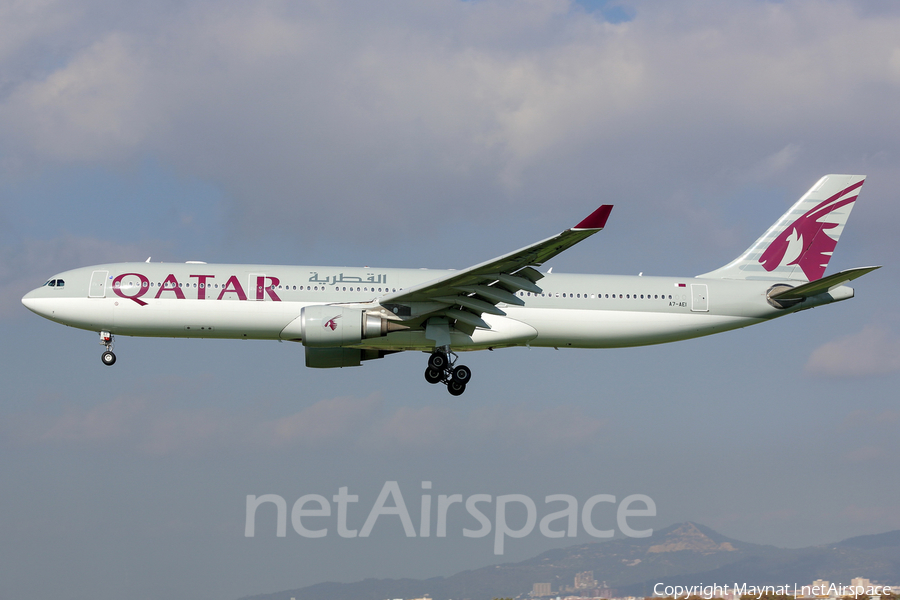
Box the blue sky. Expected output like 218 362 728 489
2 1 900 599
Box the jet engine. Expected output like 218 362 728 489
300 305 404 347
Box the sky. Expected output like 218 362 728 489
1 1 899 599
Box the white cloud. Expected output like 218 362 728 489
805 326 900 377
8 391 606 456
748 143 802 181
3 32 160 162
3 0 899 248
38 397 147 443
261 395 383 446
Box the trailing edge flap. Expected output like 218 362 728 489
378 205 613 328
769 266 881 300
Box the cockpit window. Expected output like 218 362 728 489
56 279 65 288
43 279 65 288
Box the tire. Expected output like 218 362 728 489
424 367 443 384
428 352 448 370
101 351 117 366
447 380 466 396
451 365 471 384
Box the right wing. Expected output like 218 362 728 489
377 205 613 329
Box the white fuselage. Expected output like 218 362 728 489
21 262 850 352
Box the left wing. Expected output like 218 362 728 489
377 205 613 330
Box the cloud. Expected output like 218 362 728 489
253 398 607 454
38 397 148 443
3 0 900 249
11 395 240 455
8 392 606 456
805 326 900 377
748 143 802 181
261 395 383 446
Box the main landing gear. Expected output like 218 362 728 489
424 350 471 396
99 331 116 366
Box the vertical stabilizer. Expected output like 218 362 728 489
699 175 865 282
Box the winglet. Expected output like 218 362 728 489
573 205 613 230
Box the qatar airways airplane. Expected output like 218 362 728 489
22 174 878 395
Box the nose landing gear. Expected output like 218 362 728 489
99 331 116 366
423 349 471 395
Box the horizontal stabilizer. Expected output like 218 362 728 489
769 266 881 300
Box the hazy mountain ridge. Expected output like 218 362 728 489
239 523 900 600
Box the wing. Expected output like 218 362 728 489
378 205 613 330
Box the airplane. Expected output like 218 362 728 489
22 174 878 396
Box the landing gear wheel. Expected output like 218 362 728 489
428 352 449 370
424 367 443 384
101 351 117 366
447 380 466 396
451 365 471 384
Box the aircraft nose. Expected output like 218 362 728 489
22 288 48 316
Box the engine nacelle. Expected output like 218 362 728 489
305 347 396 368
300 305 398 347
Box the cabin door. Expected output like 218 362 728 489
89 270 109 298
691 284 709 312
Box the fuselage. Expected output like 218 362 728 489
21 261 852 352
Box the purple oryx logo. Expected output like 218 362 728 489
758 180 863 281
324 315 341 331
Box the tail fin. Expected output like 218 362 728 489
699 174 865 282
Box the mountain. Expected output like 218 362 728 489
239 523 900 600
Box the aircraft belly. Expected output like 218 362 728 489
110 299 299 339
26 297 117 331
358 315 538 351
509 308 758 348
